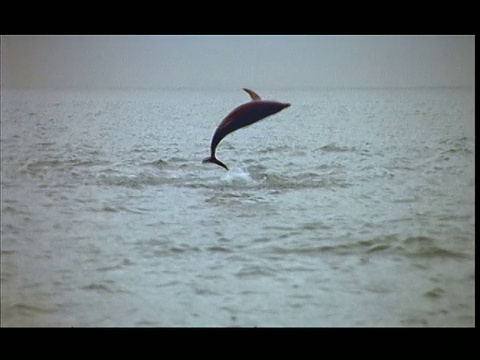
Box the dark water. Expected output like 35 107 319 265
1 87 474 326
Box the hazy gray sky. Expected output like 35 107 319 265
1 35 474 89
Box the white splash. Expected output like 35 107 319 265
221 164 255 185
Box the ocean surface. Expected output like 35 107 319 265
1 87 475 327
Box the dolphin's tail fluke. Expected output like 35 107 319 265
202 156 229 170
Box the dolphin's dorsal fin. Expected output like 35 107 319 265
243 88 261 101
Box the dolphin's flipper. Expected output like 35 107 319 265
243 88 261 101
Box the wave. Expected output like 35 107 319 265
258 169 350 191
13 152 353 193
317 143 356 153
12 303 56 315
257 145 292 154
96 171 174 188
439 136 474 155
189 169 350 192
143 158 169 168
400 236 469 259
267 235 470 260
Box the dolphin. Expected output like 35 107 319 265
202 88 291 170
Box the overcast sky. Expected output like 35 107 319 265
1 35 474 90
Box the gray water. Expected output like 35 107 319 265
1 87 475 327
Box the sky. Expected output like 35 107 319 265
1 35 474 90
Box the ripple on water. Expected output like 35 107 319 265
265 234 470 261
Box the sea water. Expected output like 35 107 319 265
1 87 474 326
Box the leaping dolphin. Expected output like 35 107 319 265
202 88 291 170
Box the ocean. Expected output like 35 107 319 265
0 87 475 327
